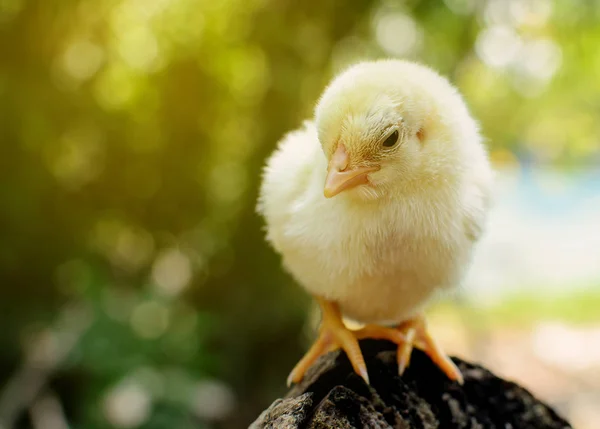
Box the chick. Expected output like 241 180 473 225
257 59 493 386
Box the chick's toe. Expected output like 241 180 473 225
396 315 464 384
287 297 369 386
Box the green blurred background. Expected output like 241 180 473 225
1 0 600 428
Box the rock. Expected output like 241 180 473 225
249 393 313 429
249 340 572 429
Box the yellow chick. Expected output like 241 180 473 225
257 59 493 386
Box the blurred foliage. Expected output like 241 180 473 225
0 0 599 428
432 288 600 328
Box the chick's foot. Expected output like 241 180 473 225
288 305 462 386
287 298 369 386
396 315 464 384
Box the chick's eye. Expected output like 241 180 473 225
382 130 399 148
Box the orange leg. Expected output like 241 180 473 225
287 297 369 386
396 315 464 384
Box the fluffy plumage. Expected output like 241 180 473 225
258 59 492 328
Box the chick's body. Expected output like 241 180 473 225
259 60 492 326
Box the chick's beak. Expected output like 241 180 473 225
324 144 379 198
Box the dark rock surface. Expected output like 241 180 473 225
249 339 572 429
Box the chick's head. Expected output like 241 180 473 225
315 59 477 201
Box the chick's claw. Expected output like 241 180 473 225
287 298 369 386
397 324 417 375
396 316 464 384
